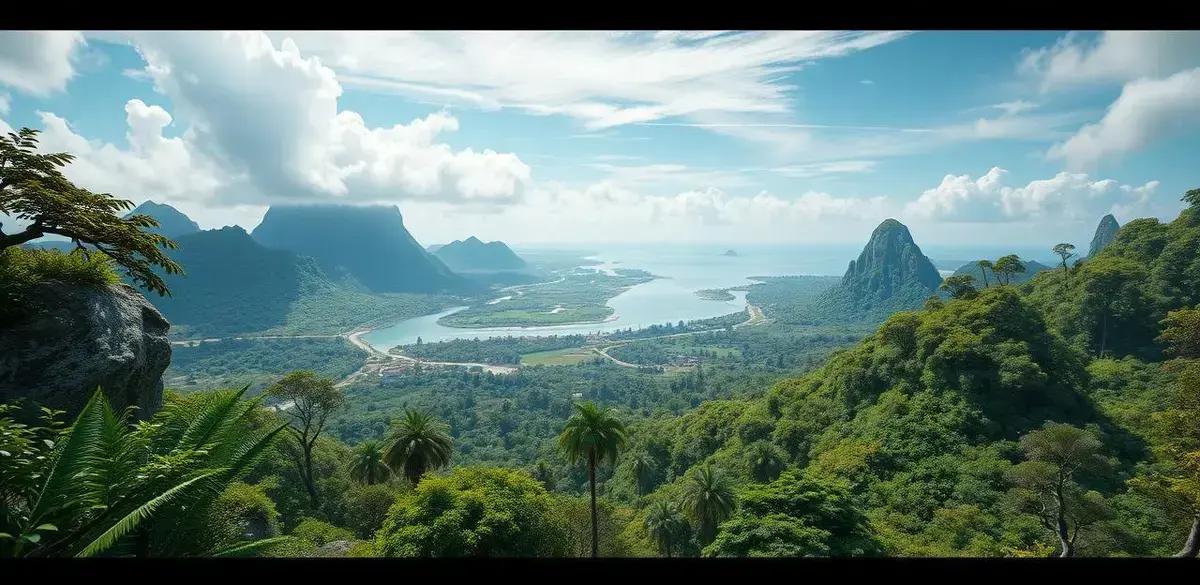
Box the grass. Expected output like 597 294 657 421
2 247 120 320
520 347 596 366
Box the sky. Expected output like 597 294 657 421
1 30 1199 248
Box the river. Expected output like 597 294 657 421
360 243 864 350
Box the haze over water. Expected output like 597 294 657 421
361 242 1060 349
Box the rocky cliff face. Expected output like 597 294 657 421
0 282 171 421
815 219 942 321
840 219 942 304
1088 214 1120 258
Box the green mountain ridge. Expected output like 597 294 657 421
251 204 478 295
434 235 527 272
125 200 201 238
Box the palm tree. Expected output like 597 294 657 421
349 440 391 485
643 500 688 558
558 401 627 558
382 408 453 485
679 463 736 545
2 387 287 557
627 450 656 496
746 441 787 483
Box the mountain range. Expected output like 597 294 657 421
251 205 477 294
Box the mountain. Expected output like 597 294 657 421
1088 214 1120 257
251 205 474 294
817 219 942 321
147 226 332 337
22 201 199 252
434 236 527 272
723 249 739 257
125 201 200 238
952 258 1051 286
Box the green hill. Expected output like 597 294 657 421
952 258 1051 286
251 204 477 294
146 226 452 338
434 236 527 272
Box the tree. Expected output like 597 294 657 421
939 274 978 300
1053 243 1076 272
1076 257 1151 357
627 450 657 496
0 388 286 557
643 501 689 558
976 260 993 288
0 128 182 296
348 440 391 486
1159 307 1200 359
558 401 627 558
382 408 453 486
704 470 880 557
745 441 788 483
1006 422 1113 557
679 463 736 545
266 371 345 509
375 467 569 557
1184 188 1200 208
993 254 1026 285
1144 313 1200 557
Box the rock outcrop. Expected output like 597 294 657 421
814 219 942 322
0 282 171 421
1088 214 1120 258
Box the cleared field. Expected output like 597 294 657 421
520 347 595 366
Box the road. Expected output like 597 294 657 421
171 298 766 379
590 303 767 368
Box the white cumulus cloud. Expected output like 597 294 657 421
0 31 85 95
1049 67 1200 170
1021 31 1200 91
905 167 1160 223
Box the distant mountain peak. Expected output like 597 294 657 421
1088 214 1120 258
125 201 200 239
251 204 474 294
435 236 526 272
823 218 942 319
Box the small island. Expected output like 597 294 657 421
723 249 739 257
695 288 736 301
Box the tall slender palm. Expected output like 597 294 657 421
643 500 688 558
349 439 391 485
627 450 657 496
679 463 736 545
383 409 453 485
558 401 627 558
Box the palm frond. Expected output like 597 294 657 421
75 469 222 558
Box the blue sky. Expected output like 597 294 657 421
2 31 1198 248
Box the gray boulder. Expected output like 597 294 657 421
0 281 171 421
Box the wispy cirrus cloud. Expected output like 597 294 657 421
268 30 911 130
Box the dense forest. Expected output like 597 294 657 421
3 122 1199 557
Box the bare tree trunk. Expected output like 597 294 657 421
1056 479 1073 558
1098 311 1108 358
588 450 598 558
1176 513 1200 558
302 442 320 508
